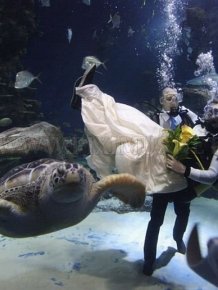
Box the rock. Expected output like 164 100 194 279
0 121 74 175
182 86 210 115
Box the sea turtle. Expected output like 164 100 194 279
0 158 145 238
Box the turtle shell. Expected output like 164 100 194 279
0 158 57 209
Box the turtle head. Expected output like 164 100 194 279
49 162 86 203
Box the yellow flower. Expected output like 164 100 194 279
180 125 195 143
172 139 187 157
163 124 201 165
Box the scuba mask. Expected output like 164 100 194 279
161 87 183 114
204 104 218 120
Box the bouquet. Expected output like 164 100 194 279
163 124 204 169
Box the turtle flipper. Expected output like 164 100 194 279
93 173 145 208
0 199 25 217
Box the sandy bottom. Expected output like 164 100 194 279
0 197 217 290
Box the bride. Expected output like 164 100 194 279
70 64 188 194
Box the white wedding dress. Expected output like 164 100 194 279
76 84 187 194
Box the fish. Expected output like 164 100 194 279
81 56 107 70
0 118 12 127
14 70 41 89
92 29 98 40
186 73 218 87
67 28 73 43
39 0 50 7
82 0 91 6
108 12 121 29
128 27 135 37
187 47 193 54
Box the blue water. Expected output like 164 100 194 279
18 0 218 134
1 1 218 289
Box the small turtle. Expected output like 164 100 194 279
0 159 145 238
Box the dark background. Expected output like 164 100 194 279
21 0 218 134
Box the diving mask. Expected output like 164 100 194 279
204 103 218 120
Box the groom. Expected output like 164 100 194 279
143 87 200 275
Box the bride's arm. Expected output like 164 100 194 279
166 150 218 184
